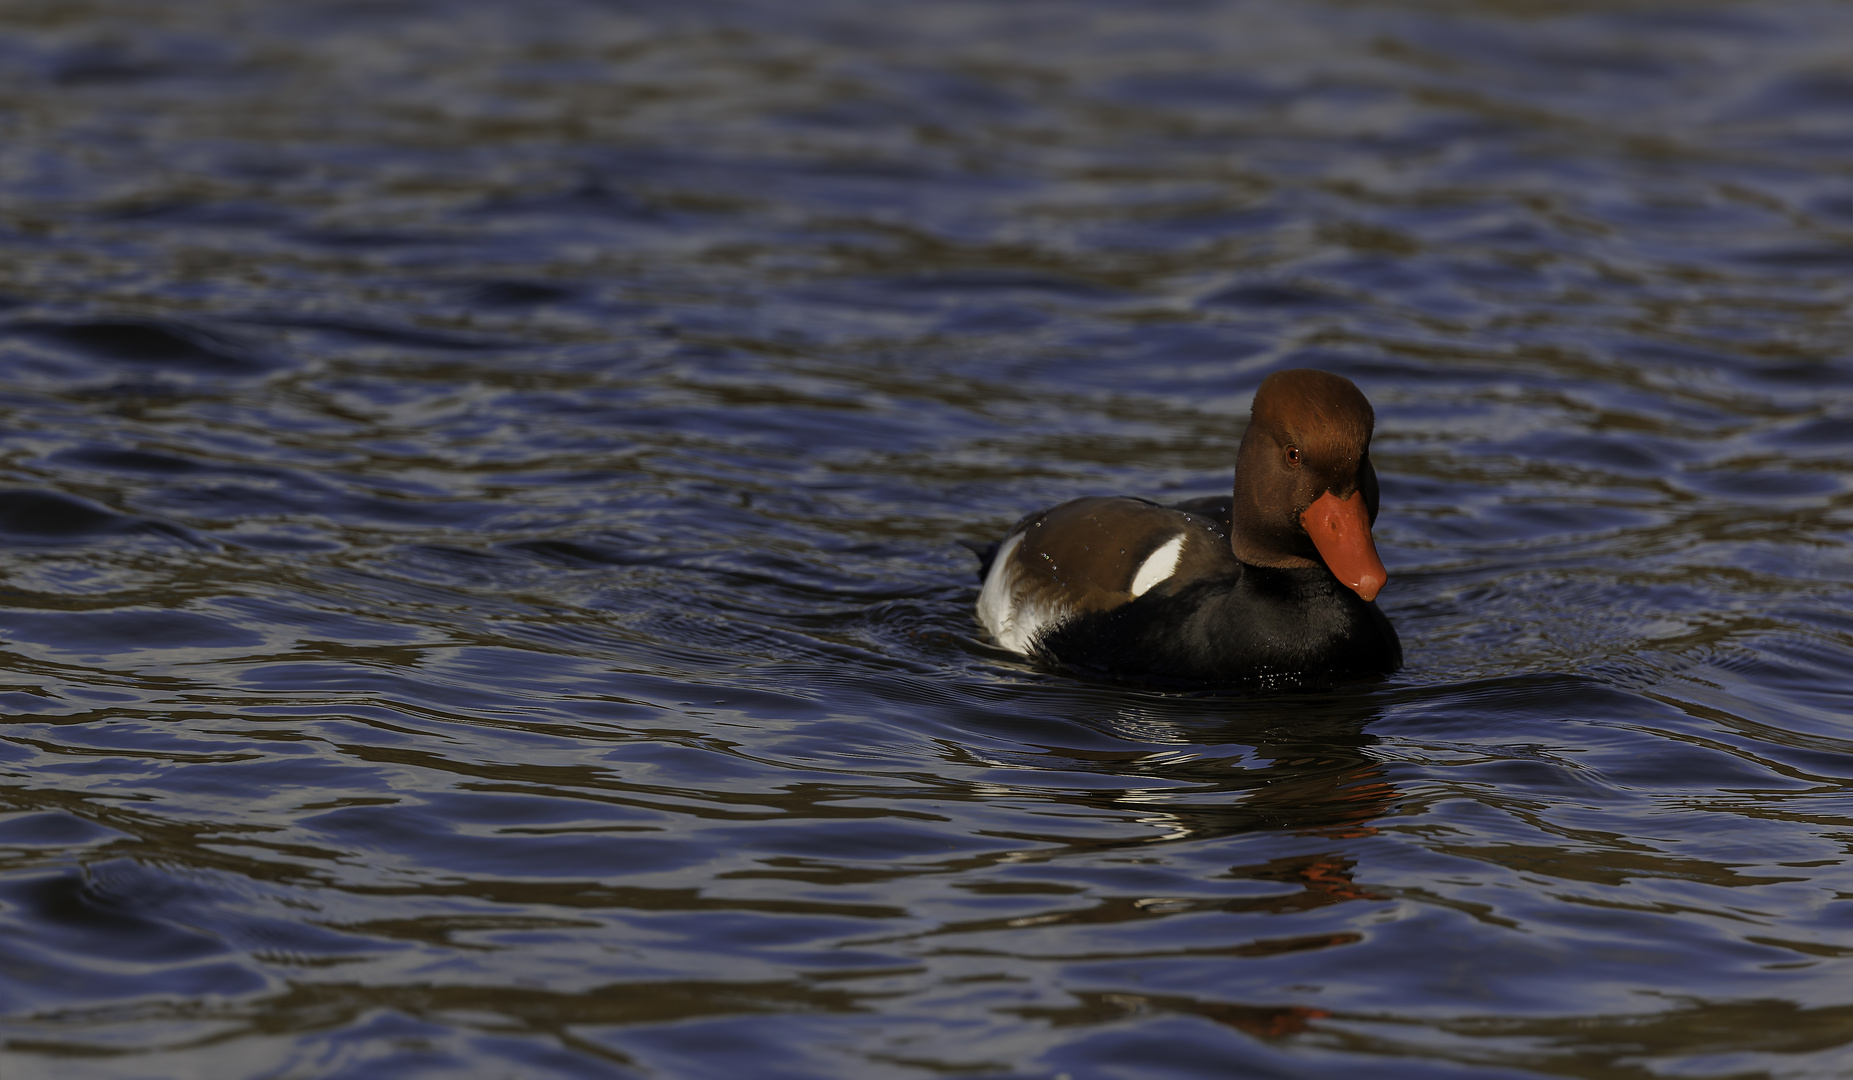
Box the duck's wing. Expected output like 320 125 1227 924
976 496 1233 655
1169 495 1232 538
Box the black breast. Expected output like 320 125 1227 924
1033 562 1401 687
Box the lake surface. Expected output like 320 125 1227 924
2 1 1853 1076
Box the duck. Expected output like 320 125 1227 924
971 368 1400 686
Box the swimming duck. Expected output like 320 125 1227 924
972 368 1400 686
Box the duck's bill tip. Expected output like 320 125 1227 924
1302 490 1388 603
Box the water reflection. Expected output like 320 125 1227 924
1075 695 1396 844
899 693 1396 996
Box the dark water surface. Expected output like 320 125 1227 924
3 1 1853 1076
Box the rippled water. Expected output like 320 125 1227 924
3 1 1853 1076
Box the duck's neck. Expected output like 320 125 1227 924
1230 526 1319 570
1228 449 1321 570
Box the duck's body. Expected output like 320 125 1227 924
973 370 1401 687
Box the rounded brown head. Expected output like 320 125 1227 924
1228 369 1386 601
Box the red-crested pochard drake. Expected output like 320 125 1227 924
972 369 1400 686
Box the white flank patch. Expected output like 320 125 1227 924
1129 533 1185 597
975 531 1067 655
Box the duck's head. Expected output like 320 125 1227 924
1230 368 1387 602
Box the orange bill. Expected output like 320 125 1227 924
1301 491 1387 602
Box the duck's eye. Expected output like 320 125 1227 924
1285 445 1301 466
